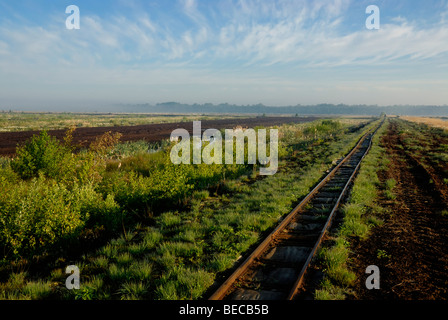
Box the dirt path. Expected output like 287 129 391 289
348 120 448 300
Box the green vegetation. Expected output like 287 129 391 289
0 115 379 300
11 130 74 180
376 249 391 260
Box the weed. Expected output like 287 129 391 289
384 190 396 200
128 242 149 256
108 264 131 282
21 280 53 299
385 178 397 190
318 238 356 286
314 278 346 300
142 229 164 248
376 249 391 260
205 253 238 273
73 285 98 300
128 260 153 282
118 281 149 300
155 267 214 300
93 256 109 269
116 252 133 266
89 131 123 158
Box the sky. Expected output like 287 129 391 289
0 0 447 111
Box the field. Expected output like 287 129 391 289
0 112 251 132
0 113 447 301
0 114 320 157
400 116 448 131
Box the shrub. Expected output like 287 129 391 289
109 140 152 159
0 176 121 260
100 163 195 212
89 131 122 158
303 120 343 139
72 151 105 185
0 176 84 258
11 130 75 181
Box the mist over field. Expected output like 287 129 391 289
110 102 448 116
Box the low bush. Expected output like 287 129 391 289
0 176 121 260
11 130 75 181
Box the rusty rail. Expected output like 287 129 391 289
286 118 383 299
209 118 384 300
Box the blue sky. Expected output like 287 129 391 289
0 0 447 111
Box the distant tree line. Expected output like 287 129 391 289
122 102 448 117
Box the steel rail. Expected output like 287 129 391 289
287 118 384 299
209 118 384 301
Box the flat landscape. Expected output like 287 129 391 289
0 113 447 301
2 1 447 313
0 114 320 156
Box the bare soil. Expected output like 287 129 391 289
0 116 319 157
348 120 448 300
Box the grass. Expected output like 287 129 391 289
317 238 356 286
0 272 54 300
338 204 370 240
118 281 149 300
154 267 215 300
21 280 53 299
376 249 391 260
314 278 346 300
385 178 396 190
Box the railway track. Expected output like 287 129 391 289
209 119 384 301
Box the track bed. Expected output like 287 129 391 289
210 121 383 300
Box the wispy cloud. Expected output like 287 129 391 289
2 0 447 68
0 0 447 108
